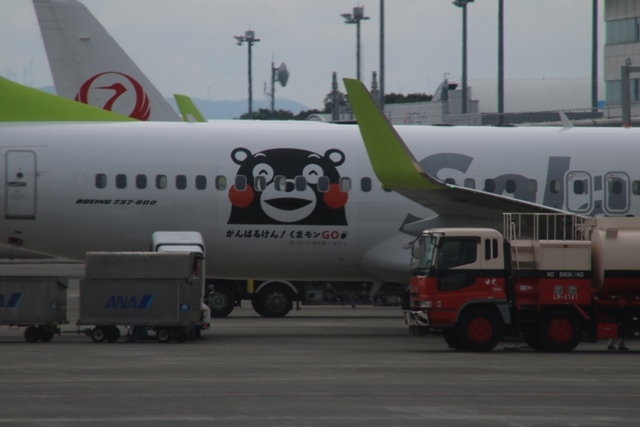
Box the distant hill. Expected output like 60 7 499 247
168 98 310 120
38 86 309 120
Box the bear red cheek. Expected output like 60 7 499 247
323 183 348 209
229 185 254 208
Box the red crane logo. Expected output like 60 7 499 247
75 72 151 121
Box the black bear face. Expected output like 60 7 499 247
227 148 348 225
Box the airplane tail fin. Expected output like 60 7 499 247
0 77 134 122
174 94 207 123
33 0 181 122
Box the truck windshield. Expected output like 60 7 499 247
410 235 437 275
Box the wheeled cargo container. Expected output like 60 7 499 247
0 276 68 342
78 252 204 343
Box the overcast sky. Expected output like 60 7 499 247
1 0 604 110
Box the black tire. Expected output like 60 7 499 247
251 298 266 316
24 326 40 343
256 285 292 318
442 328 459 349
156 328 171 343
455 308 502 352
38 327 54 343
105 326 121 343
91 327 107 343
208 286 235 318
535 310 582 352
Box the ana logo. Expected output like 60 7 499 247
75 71 151 120
0 292 22 308
227 148 348 225
104 294 154 309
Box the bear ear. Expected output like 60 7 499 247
231 148 252 165
325 149 345 166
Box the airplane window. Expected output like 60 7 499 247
136 174 147 189
95 174 107 189
176 175 187 190
317 176 330 193
484 179 495 193
573 180 585 195
505 179 516 194
464 178 475 189
527 179 537 194
215 175 226 190
156 175 167 190
611 180 622 195
444 178 456 185
235 175 247 191
295 176 306 191
274 175 286 191
549 179 560 194
340 177 351 192
361 177 372 192
633 180 640 195
116 174 127 189
195 175 207 190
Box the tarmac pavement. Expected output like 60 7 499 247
0 260 639 426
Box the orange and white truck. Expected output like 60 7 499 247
405 213 639 352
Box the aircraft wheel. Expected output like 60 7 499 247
208 286 235 318
251 298 266 316
256 285 292 318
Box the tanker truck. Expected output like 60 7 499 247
405 213 640 352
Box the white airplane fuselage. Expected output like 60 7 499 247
1 120 639 283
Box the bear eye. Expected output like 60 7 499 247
253 163 274 182
303 164 323 185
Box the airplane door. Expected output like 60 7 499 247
565 171 591 213
604 172 630 214
5 151 37 220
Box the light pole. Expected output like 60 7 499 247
453 0 473 114
234 30 260 119
341 6 370 81
498 0 504 124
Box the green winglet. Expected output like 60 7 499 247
174 94 207 123
342 78 440 191
0 77 135 122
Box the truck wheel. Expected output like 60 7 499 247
105 326 120 343
24 326 40 343
91 327 107 343
156 328 171 343
455 308 502 352
208 286 235 318
256 285 292 318
535 310 582 352
38 327 54 343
